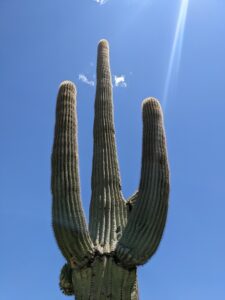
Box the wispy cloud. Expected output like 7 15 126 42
78 74 95 86
94 0 109 5
114 75 127 88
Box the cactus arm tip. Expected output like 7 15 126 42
98 39 109 49
59 80 76 88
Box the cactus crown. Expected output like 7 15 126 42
51 40 169 297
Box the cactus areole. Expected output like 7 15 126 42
51 40 170 299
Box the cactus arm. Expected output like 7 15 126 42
89 40 127 253
116 98 170 267
51 81 94 267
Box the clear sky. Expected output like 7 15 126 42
1 0 225 299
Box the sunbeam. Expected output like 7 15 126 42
162 0 189 110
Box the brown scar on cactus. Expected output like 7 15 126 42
51 39 170 299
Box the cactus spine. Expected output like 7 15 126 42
51 40 170 299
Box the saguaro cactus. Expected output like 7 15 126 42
51 40 169 299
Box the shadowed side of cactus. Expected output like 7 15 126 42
51 40 169 299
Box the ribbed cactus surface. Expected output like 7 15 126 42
51 40 170 300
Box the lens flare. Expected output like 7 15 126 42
162 0 189 110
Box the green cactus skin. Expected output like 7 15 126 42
51 39 170 299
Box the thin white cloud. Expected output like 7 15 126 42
114 75 127 88
78 74 95 86
94 0 109 5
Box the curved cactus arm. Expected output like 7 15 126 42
51 81 94 268
116 98 170 267
89 40 127 253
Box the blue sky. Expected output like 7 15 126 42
1 0 225 299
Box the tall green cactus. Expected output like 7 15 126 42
51 40 169 299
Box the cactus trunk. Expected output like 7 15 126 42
72 257 137 300
51 40 169 299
